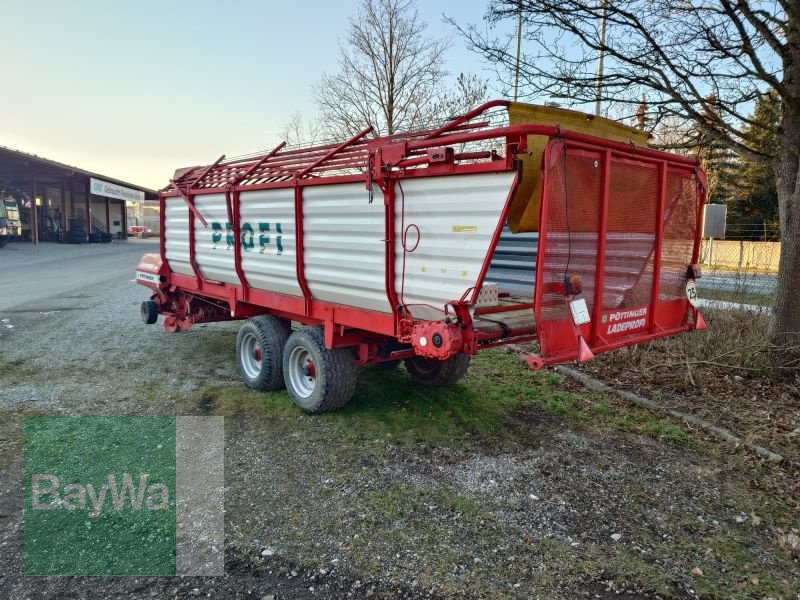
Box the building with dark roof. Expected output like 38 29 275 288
0 145 157 244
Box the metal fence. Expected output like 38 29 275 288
697 238 778 304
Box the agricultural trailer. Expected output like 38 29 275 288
137 101 706 412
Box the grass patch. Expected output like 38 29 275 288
184 349 563 447
544 391 581 417
182 348 691 448
613 413 688 442
589 400 612 415
185 385 297 419
326 350 560 446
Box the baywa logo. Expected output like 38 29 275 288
31 473 170 517
24 417 177 576
24 416 224 576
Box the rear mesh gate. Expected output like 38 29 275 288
535 139 702 363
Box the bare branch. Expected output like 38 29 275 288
314 0 450 137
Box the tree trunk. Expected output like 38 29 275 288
768 28 800 353
770 161 800 349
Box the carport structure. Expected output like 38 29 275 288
0 145 157 243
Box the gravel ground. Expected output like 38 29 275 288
0 245 799 599
575 308 800 467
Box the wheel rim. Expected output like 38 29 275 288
240 331 263 380
288 346 316 399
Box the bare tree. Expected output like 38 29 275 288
314 0 450 138
278 112 323 147
453 0 799 351
425 73 490 122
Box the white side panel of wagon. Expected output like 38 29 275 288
303 183 391 313
164 197 193 277
240 189 302 297
394 172 515 320
194 194 240 285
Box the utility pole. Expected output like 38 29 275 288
594 0 608 116
514 0 522 101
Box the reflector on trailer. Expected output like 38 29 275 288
577 335 595 363
695 311 707 331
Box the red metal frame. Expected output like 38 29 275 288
143 101 705 367
649 162 668 332
592 149 612 344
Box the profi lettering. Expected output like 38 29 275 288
211 222 282 255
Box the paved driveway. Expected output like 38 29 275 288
0 239 157 312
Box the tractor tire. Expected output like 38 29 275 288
141 300 159 325
405 354 471 386
236 315 291 392
282 327 357 413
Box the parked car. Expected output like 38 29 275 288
127 225 152 238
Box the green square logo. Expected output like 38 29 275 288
24 416 177 575
601 315 608 324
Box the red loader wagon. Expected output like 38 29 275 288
136 101 707 412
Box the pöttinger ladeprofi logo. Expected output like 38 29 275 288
24 416 225 576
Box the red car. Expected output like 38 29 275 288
127 225 152 238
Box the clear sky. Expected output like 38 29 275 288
2 0 507 189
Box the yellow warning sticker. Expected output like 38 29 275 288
452 225 478 233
